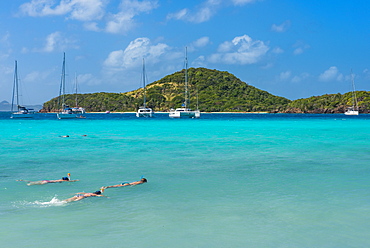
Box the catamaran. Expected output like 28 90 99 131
344 71 359 115
10 60 35 118
57 53 85 119
136 58 153 117
169 48 200 118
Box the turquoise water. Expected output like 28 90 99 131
1 113 369 247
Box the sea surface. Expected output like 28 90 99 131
1 112 369 248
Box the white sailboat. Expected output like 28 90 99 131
57 53 85 119
10 60 35 118
344 71 359 115
136 58 153 117
71 73 86 118
169 48 200 118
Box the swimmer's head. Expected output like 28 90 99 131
62 177 69 181
141 178 147 183
93 190 101 195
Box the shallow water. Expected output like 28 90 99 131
1 112 369 247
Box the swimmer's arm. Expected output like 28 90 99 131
106 182 131 188
104 185 120 188
68 180 79 182
42 180 62 183
97 195 109 198
117 183 131 187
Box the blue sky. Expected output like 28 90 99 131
0 0 369 105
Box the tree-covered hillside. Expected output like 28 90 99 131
41 67 370 113
283 91 370 113
42 68 291 113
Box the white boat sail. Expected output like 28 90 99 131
344 71 359 115
57 53 85 119
10 60 35 118
169 48 200 118
136 58 153 117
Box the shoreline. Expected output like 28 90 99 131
3 111 366 114
36 111 270 114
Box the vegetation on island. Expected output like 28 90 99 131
283 91 370 113
41 67 290 113
41 67 370 113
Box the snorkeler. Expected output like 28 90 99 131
103 178 147 189
63 188 105 203
17 173 79 186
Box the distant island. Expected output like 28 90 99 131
36 67 369 113
0 101 42 112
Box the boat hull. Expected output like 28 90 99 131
136 108 153 118
57 107 85 119
11 113 34 118
344 110 359 115
169 108 200 118
57 113 79 119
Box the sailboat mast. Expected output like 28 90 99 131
58 53 66 110
184 47 188 109
351 71 358 110
196 85 199 111
143 58 146 108
75 72 78 108
62 53 66 108
11 60 18 112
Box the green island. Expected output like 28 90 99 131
41 67 370 113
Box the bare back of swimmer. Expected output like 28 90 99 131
63 188 105 203
103 178 147 189
17 173 79 186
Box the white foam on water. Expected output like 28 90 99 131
33 197 67 207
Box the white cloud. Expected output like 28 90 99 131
291 72 309 83
104 37 169 69
279 71 291 81
175 5 211 23
44 32 61 52
0 49 12 60
231 0 257 5
77 73 102 86
363 69 370 80
83 22 101 32
261 63 273 69
272 47 284 54
208 35 269 65
24 70 52 83
167 2 218 24
293 47 303 55
19 0 157 34
0 33 12 60
19 0 107 21
271 20 291 32
192 55 206 67
105 0 158 34
166 8 188 20
188 36 210 52
292 41 310 55
105 12 136 34
69 0 106 21
193 37 210 48
319 66 343 82
36 31 79 52
167 0 258 23
1 32 11 46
